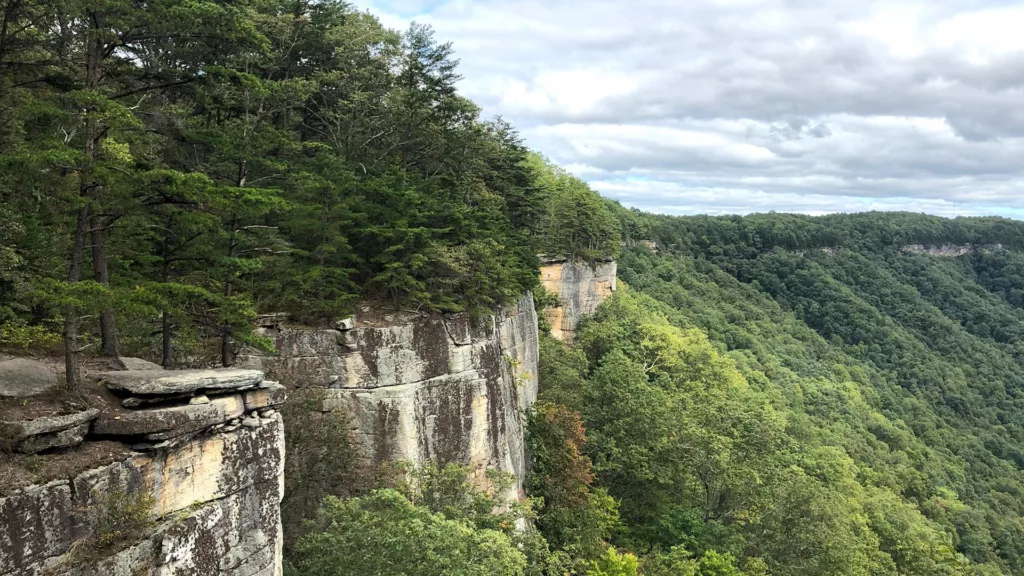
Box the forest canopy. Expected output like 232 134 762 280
0 0 617 381
9 1 1024 575
549 208 1024 576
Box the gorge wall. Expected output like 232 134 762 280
239 293 540 494
539 259 617 343
0 365 286 576
900 243 1005 257
2 266 618 574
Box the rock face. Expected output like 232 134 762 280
901 243 1005 257
0 358 57 398
240 293 539 494
0 369 286 576
539 259 617 343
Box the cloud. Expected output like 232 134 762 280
360 0 1024 217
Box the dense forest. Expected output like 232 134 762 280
8 1 1024 575
0 0 618 383
532 209 1024 575
284 209 1024 576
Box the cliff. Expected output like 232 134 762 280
900 243 1005 257
539 259 617 343
240 293 539 494
0 365 286 576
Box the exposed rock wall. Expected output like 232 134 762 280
539 259 617 343
240 294 539 494
901 243 1005 257
0 368 286 576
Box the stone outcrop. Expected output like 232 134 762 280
240 294 539 495
539 258 617 343
1 409 99 454
901 243 1005 257
98 368 264 396
0 367 286 576
0 358 58 398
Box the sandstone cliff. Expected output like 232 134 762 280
0 367 286 576
240 293 539 494
900 243 1005 257
539 259 617 343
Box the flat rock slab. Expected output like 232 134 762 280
92 395 244 440
0 358 58 398
97 368 263 396
4 408 100 438
116 357 163 371
16 423 90 453
1 409 99 453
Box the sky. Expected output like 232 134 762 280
359 0 1024 218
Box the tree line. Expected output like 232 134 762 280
0 0 620 387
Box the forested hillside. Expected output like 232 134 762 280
532 210 1024 575
0 0 616 383
8 1 1024 575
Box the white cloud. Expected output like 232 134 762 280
359 0 1024 218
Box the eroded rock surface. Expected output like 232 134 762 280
900 243 1005 257
240 294 539 495
0 358 57 398
97 368 263 396
93 395 246 441
539 259 617 343
1 409 99 454
0 370 286 576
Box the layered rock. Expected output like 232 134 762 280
1 409 99 453
539 259 617 343
240 294 539 494
0 367 286 576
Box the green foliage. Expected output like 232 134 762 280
91 489 157 550
280 388 363 556
0 319 61 350
289 489 527 576
555 209 1024 575
644 547 749 576
1 0 593 367
530 155 621 261
588 548 639 576
528 402 620 566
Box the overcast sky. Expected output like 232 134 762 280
361 0 1024 218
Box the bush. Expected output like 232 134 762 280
288 489 527 576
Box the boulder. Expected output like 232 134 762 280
97 368 263 396
334 317 355 331
258 312 288 327
116 357 163 371
242 382 287 411
16 423 90 453
92 395 245 441
0 408 99 453
10 408 99 438
0 358 57 398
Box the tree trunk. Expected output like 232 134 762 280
91 215 119 357
220 280 234 367
83 9 117 355
162 310 173 368
64 204 89 393
220 165 245 367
